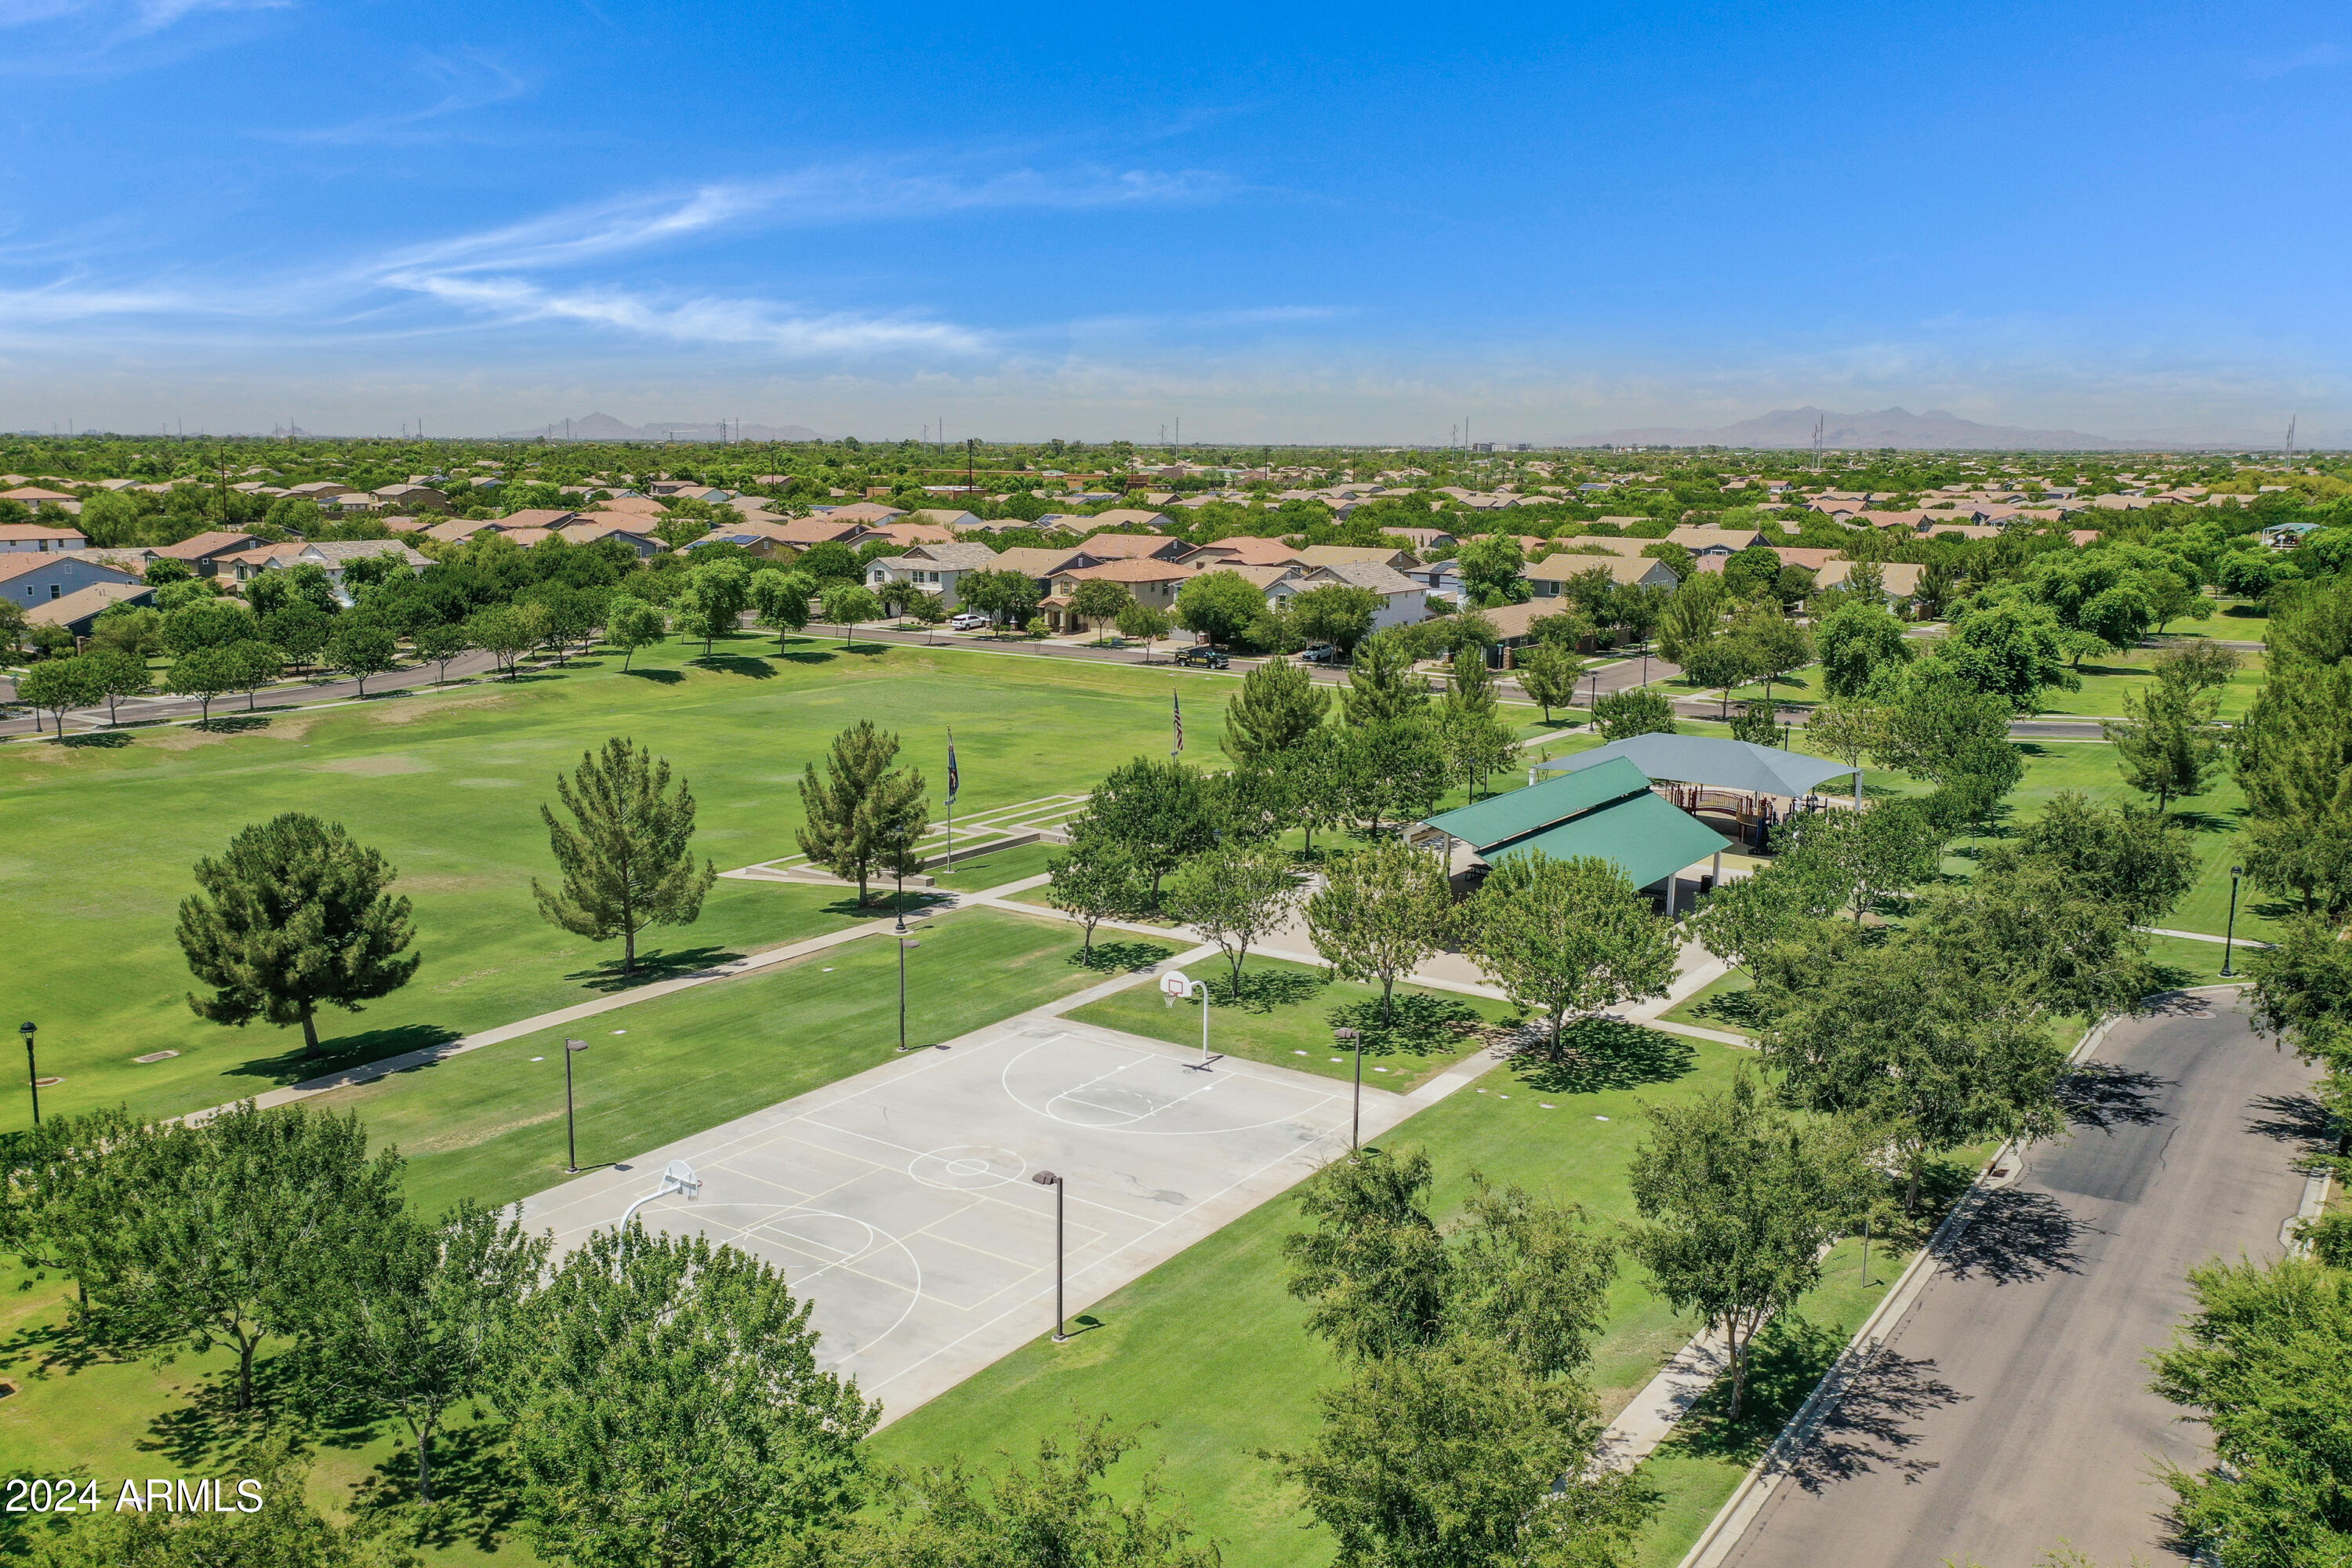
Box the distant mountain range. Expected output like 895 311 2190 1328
1571 406 2172 452
499 412 826 443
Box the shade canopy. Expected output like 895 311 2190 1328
1421 754 1731 891
1534 734 1859 798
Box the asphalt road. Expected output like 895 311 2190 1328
1718 992 2320 1568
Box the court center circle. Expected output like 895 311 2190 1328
908 1145 1029 1190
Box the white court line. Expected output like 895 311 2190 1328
865 1095 1357 1396
1004 1036 1345 1137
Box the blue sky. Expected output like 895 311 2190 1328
2 0 2346 442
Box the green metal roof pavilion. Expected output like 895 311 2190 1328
1421 757 1732 891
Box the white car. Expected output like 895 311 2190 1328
948 612 991 631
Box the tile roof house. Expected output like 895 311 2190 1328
0 551 142 609
151 531 266 574
1664 526 1765 557
1292 545 1417 571
858 521 961 548
1525 553 1682 597
2 486 81 514
0 524 88 554
217 541 431 603
805 502 907 525
557 520 663 557
27 580 156 638
1040 557 1196 633
1265 560 1428 631
1815 559 1926 607
866 541 1009 608
1183 535 1307 568
1079 509 1176 533
1058 532 1192 563
990 546 1098 596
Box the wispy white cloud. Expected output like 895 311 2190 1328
2247 42 2344 78
0 0 291 78
376 161 1228 278
383 271 986 357
264 47 532 145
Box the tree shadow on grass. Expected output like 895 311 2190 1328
1507 1017 1696 1094
778 648 844 666
564 945 746 993
58 731 132 748
620 666 685 684
819 890 949 921
1653 1314 1850 1467
1071 940 1175 973
1686 987 1767 1034
223 1023 466 1085
691 653 779 680
2057 1061 2170 1130
194 714 274 733
140 1350 374 1472
1224 966 1327 1014
1327 993 1486 1058
350 1420 524 1555
2170 806 2236 835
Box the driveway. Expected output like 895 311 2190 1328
1715 992 2320 1568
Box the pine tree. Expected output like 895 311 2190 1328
1222 655 1332 764
534 738 719 973
1340 633 1430 727
796 720 930 905
178 813 422 1056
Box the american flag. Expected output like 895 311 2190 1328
1171 691 1184 756
946 731 959 803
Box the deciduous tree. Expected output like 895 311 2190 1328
1515 640 1583 723
324 621 397 696
1625 1074 1875 1417
1307 838 1456 1024
1466 853 1678 1061
1163 844 1301 997
1072 757 1219 902
499 1225 880 1568
1044 837 1152 962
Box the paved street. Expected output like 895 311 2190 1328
0 648 504 738
1716 992 2320 1568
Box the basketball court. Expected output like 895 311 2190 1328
518 1013 1367 1421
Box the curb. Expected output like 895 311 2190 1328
1675 1004 2129 1568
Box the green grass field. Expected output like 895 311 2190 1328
0 906 1114 1563
1066 952 1522 1093
0 633 1237 1136
866 1031 1747 1566
2025 648 2265 720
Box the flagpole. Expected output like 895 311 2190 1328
945 730 956 873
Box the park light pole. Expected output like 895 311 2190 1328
897 937 921 1051
19 1021 38 1128
563 1039 587 1173
1336 1026 1363 1151
1161 970 1218 1069
1031 1169 1067 1342
2222 864 2244 978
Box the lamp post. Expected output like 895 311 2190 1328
2221 864 2243 978
897 938 921 1051
563 1039 587 1172
1336 1027 1363 1152
1031 1169 1067 1342
19 1022 38 1128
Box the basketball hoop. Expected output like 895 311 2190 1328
1160 970 1192 1007
619 1159 702 1227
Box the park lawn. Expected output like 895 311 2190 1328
299 908 1127 1218
868 1031 1748 1568
0 906 1114 1566
0 636 1234 1137
924 840 1062 892
1658 968 1762 1037
1724 664 1823 708
1625 1230 1924 1568
1066 953 1522 1094
0 1250 518 1568
2026 648 2266 720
